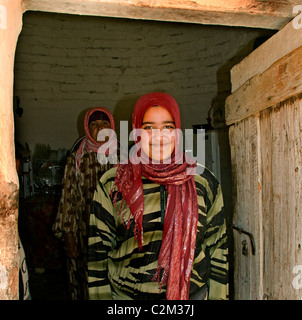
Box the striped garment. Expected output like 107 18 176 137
53 151 115 299
87 164 228 300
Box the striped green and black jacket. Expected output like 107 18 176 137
87 164 228 300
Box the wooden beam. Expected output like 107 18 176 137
231 21 302 92
225 45 302 126
23 0 298 29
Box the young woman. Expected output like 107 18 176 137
53 106 122 300
87 93 228 300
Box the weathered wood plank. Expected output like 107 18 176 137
260 96 302 299
23 0 297 29
231 21 302 93
229 116 263 300
230 96 302 300
225 45 302 126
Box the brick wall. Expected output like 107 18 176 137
14 11 274 151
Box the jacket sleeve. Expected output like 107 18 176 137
205 182 229 300
87 177 116 300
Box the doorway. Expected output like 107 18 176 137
13 11 276 299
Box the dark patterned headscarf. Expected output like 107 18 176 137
75 107 115 172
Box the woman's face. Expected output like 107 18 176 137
89 118 111 142
141 106 176 161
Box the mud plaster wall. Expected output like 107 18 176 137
13 11 275 152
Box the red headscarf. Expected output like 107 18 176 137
114 92 199 300
75 107 116 172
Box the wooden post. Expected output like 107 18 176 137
0 0 23 300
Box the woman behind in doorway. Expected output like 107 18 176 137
53 106 124 300
87 93 228 300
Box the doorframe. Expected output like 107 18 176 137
0 0 297 299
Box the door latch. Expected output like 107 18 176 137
232 225 256 255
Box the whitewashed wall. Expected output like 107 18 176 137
14 11 274 151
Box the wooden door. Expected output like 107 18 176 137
226 21 302 300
